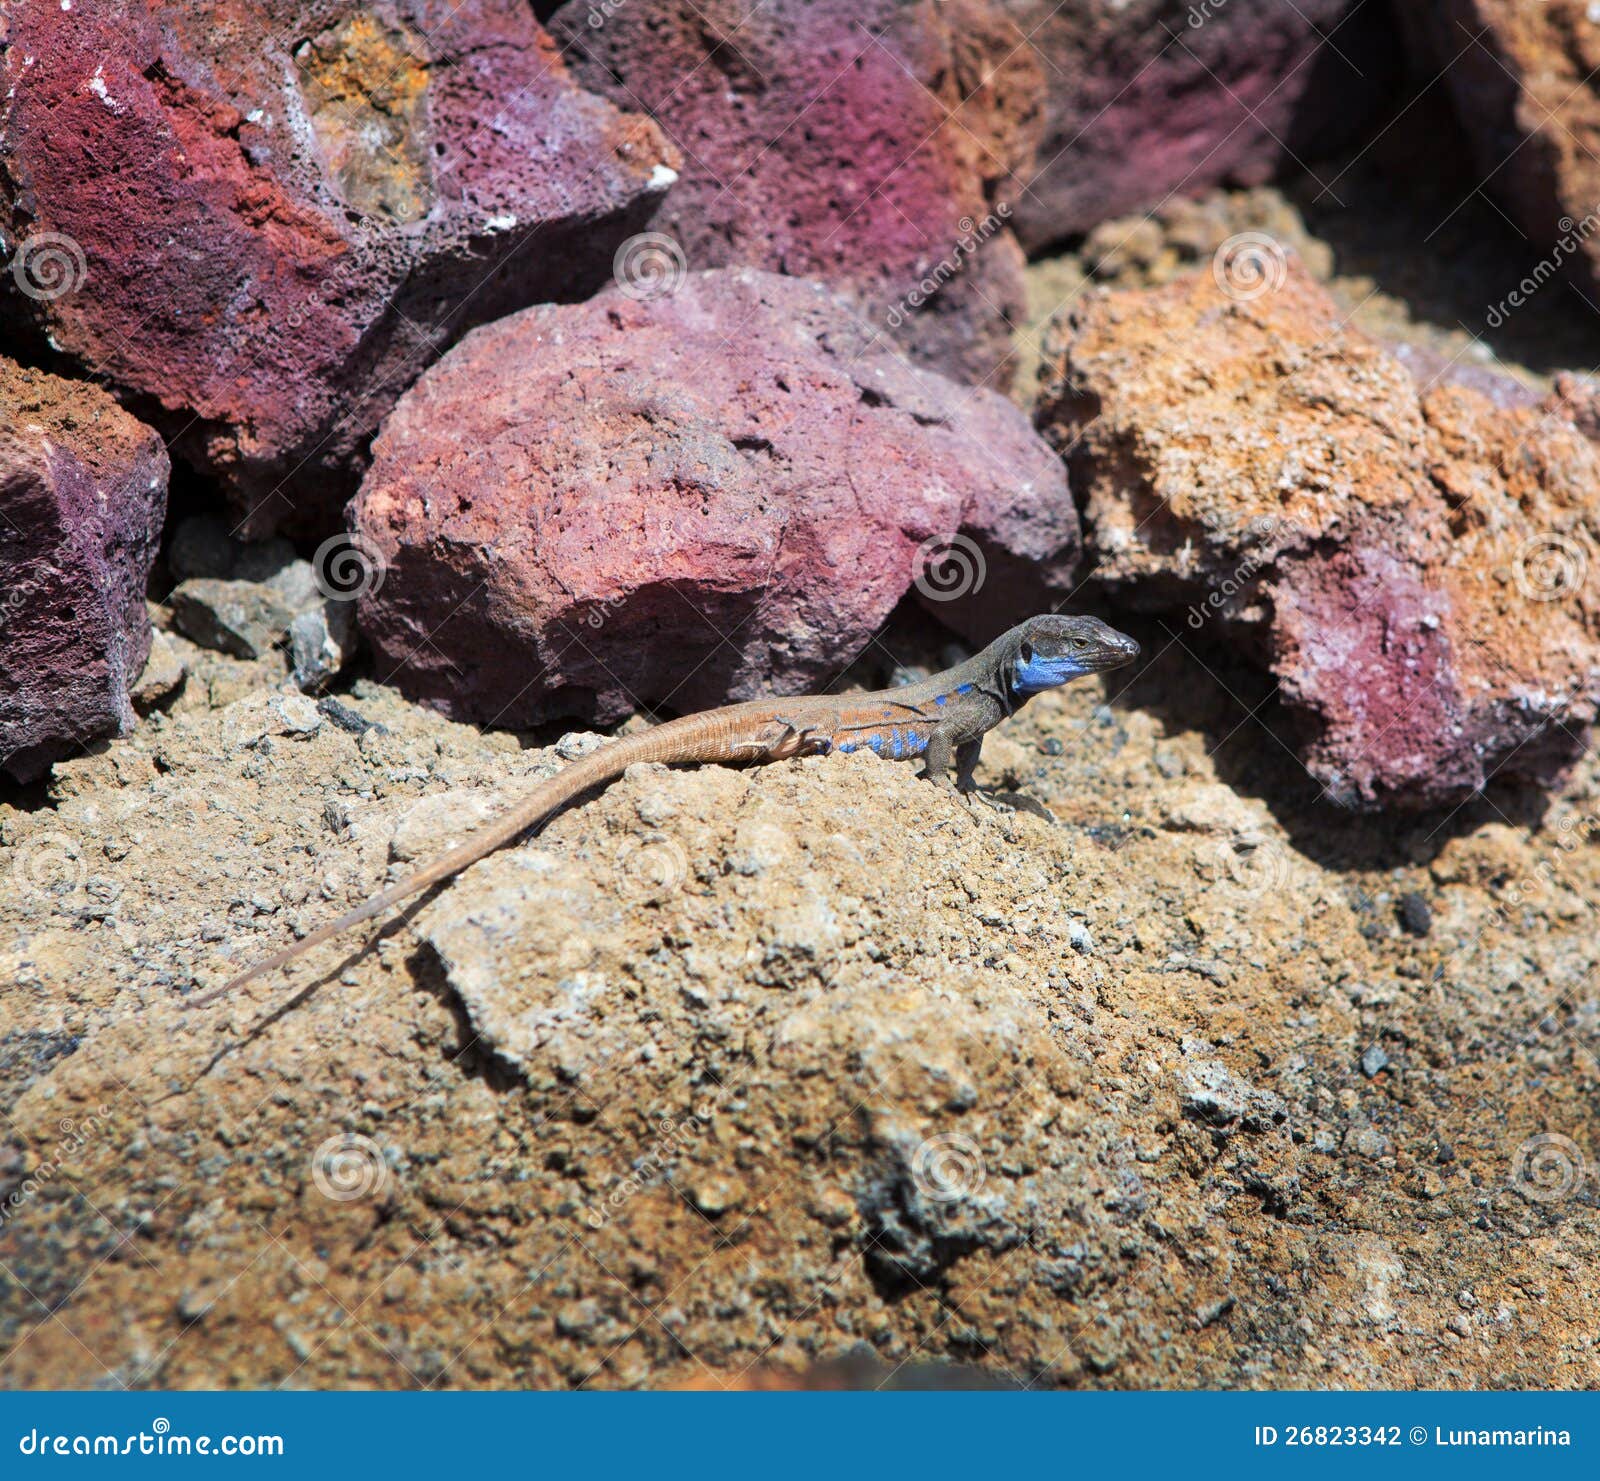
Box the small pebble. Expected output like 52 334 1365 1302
1397 891 1432 937
1360 1045 1389 1078
1153 744 1185 778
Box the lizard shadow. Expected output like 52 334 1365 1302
1106 613 1558 877
186 881 522 1096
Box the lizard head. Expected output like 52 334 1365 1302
1008 614 1140 697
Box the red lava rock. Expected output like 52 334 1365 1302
0 359 168 783
1000 0 1397 252
547 0 1043 388
1036 258 1600 810
353 268 1077 728
0 0 678 535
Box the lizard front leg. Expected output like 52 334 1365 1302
954 739 983 793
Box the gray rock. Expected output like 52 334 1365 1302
169 579 296 660
288 602 356 693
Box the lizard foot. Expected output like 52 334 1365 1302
959 787 1015 816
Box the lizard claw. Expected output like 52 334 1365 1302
959 785 1013 815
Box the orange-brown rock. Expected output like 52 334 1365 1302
1401 2 1600 306
1037 257 1600 809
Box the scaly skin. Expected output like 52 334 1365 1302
193 614 1138 1005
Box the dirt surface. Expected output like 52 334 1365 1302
4 157 1600 1388
3 584 1598 1388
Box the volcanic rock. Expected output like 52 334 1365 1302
354 268 1078 728
0 0 678 533
0 360 168 782
548 0 1043 387
1036 257 1600 809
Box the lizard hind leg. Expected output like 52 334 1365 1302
954 737 1013 814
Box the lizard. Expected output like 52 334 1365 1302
192 613 1138 1007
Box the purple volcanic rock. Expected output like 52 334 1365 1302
998 0 1397 252
353 269 1078 728
0 0 678 534
1 361 169 783
548 0 1044 388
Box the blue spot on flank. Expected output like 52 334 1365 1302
889 728 905 759
838 742 857 753
865 734 887 755
934 694 948 707
956 683 974 694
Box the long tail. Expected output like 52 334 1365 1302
189 725 690 1007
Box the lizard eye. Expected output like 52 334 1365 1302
1074 636 1088 649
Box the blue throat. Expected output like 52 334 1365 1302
1011 653 1088 698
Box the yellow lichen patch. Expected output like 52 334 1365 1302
296 10 433 225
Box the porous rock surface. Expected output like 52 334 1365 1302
0 0 677 532
548 0 1042 387
995 0 1396 252
1036 258 1600 810
353 268 1079 729
1400 2 1600 303
0 359 168 783
3 621 1599 1388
